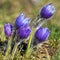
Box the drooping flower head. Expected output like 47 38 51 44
35 27 50 42
17 26 31 39
15 13 30 29
4 23 13 37
40 3 55 19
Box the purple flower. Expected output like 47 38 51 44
15 13 30 28
4 23 12 37
35 27 50 42
40 3 55 19
17 26 31 39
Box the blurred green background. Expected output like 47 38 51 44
0 0 60 40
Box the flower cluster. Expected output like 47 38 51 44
2 3 56 59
